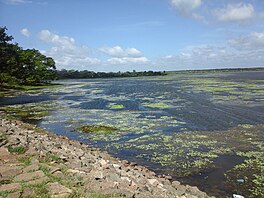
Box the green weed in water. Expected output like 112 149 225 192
76 125 118 134
107 103 125 109
143 102 170 109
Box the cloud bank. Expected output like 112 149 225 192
36 28 264 71
38 30 149 71
160 31 264 70
213 3 254 22
39 30 101 69
170 0 261 23
100 46 149 65
228 32 264 50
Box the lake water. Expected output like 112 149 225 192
1 71 263 197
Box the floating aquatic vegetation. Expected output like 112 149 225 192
223 131 264 198
143 102 171 109
171 73 264 105
76 124 118 134
0 101 55 123
108 123 264 185
107 103 125 109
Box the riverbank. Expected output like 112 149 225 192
0 117 212 198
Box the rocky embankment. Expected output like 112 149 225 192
0 118 212 198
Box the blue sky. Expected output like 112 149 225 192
1 0 264 71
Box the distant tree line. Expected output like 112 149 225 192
0 27 57 86
167 67 264 74
57 69 167 79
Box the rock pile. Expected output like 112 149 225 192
0 118 213 198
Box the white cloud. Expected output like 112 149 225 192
228 32 264 50
126 48 142 57
164 46 229 63
160 31 264 70
101 46 148 66
107 57 149 65
169 1 263 24
170 0 207 23
100 46 124 57
171 0 202 15
38 30 150 70
38 30 100 69
213 3 254 22
100 46 142 57
54 55 101 67
2 0 32 4
20 28 30 37
39 30 75 48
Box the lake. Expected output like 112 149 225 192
1 71 263 197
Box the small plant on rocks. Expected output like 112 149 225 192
18 156 31 165
7 145 26 154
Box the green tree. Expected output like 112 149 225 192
0 27 21 84
17 49 56 84
0 26 13 43
0 26 57 85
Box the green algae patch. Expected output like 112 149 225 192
0 102 53 123
107 103 125 109
176 73 264 105
76 125 118 134
143 102 170 109
113 123 264 183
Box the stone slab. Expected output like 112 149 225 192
14 170 45 182
47 182 72 195
0 183 20 192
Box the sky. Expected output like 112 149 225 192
0 0 264 72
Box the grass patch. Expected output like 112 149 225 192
39 164 60 183
76 125 118 134
69 190 84 198
0 191 9 198
8 145 26 154
31 181 49 198
18 156 31 166
40 153 63 164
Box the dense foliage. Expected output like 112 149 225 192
57 69 166 79
0 27 57 86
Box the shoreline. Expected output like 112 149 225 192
0 118 213 198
